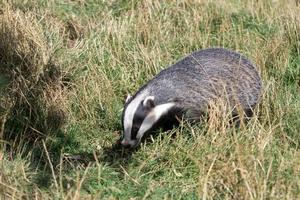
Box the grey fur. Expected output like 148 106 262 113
122 48 262 146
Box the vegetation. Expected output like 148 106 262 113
0 0 299 199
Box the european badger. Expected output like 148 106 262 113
121 48 262 148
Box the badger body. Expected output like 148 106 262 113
121 48 262 148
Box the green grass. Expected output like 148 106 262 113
0 0 300 199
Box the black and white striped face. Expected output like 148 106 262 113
121 95 175 148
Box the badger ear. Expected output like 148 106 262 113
125 94 132 103
143 96 155 109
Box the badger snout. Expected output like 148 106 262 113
121 139 138 148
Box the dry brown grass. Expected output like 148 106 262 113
0 4 69 146
0 4 49 81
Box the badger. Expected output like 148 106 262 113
121 48 262 148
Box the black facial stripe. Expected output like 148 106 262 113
136 106 183 143
131 101 151 140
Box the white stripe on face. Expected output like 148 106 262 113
123 92 147 142
136 102 175 142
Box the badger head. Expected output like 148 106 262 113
121 94 175 148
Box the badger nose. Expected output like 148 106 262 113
121 139 132 148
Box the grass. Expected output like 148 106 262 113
0 0 299 199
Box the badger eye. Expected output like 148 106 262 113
132 126 139 133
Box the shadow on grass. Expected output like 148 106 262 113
100 140 136 167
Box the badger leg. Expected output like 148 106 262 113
230 108 254 127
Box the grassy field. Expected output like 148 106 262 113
0 0 299 199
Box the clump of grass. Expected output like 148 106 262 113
0 4 48 81
0 153 35 199
0 5 72 198
0 4 69 148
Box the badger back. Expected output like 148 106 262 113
146 48 262 114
